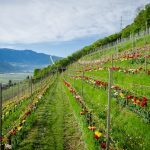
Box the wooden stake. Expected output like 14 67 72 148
106 69 112 150
30 77 33 98
132 33 134 51
116 39 119 59
145 56 147 73
81 68 84 98
111 55 114 68
12 84 14 100
18 82 19 101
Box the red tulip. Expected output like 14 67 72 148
95 80 101 86
94 135 100 140
126 95 134 99
140 101 147 107
100 141 107 149
88 126 96 131
134 98 136 103
25 111 31 116
143 97 148 101
80 111 85 115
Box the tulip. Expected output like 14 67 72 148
140 101 147 107
17 126 22 131
22 119 26 124
100 141 107 149
5 144 12 149
94 131 102 140
126 95 134 99
143 97 148 101
80 111 85 115
120 93 125 98
88 126 96 131
25 111 31 116
94 134 100 140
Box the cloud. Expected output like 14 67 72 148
0 0 149 44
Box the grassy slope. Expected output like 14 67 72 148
64 84 96 150
16 75 85 150
64 34 150 149
67 78 150 149
81 34 150 61
84 70 150 98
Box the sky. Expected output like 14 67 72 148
0 0 149 57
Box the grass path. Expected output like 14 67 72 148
16 75 85 150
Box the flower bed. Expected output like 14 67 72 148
1 77 52 150
64 80 116 149
70 75 150 123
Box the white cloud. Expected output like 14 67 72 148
0 0 149 44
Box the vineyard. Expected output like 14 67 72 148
1 4 150 150
0 31 150 150
63 33 150 149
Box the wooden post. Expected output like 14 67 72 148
0 83 3 150
116 39 119 59
81 68 84 98
18 82 19 101
28 78 30 95
144 21 147 74
57 67 58 77
146 21 148 43
132 33 134 51
74 64 76 88
111 55 114 68
30 77 32 96
106 69 112 150
12 84 13 100
145 56 147 73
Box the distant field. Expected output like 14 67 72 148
0 72 33 84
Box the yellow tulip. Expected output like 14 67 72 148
120 93 125 98
17 126 22 131
95 131 102 138
22 120 26 124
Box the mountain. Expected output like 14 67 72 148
0 49 62 73
0 62 22 73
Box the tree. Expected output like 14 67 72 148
8 80 12 86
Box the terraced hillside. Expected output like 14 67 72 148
1 4 150 150
63 35 150 149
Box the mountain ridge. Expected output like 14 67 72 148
0 48 62 73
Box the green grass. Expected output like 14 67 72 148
16 75 85 150
80 34 150 61
67 78 150 149
63 34 150 149
84 70 150 98
64 84 96 150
